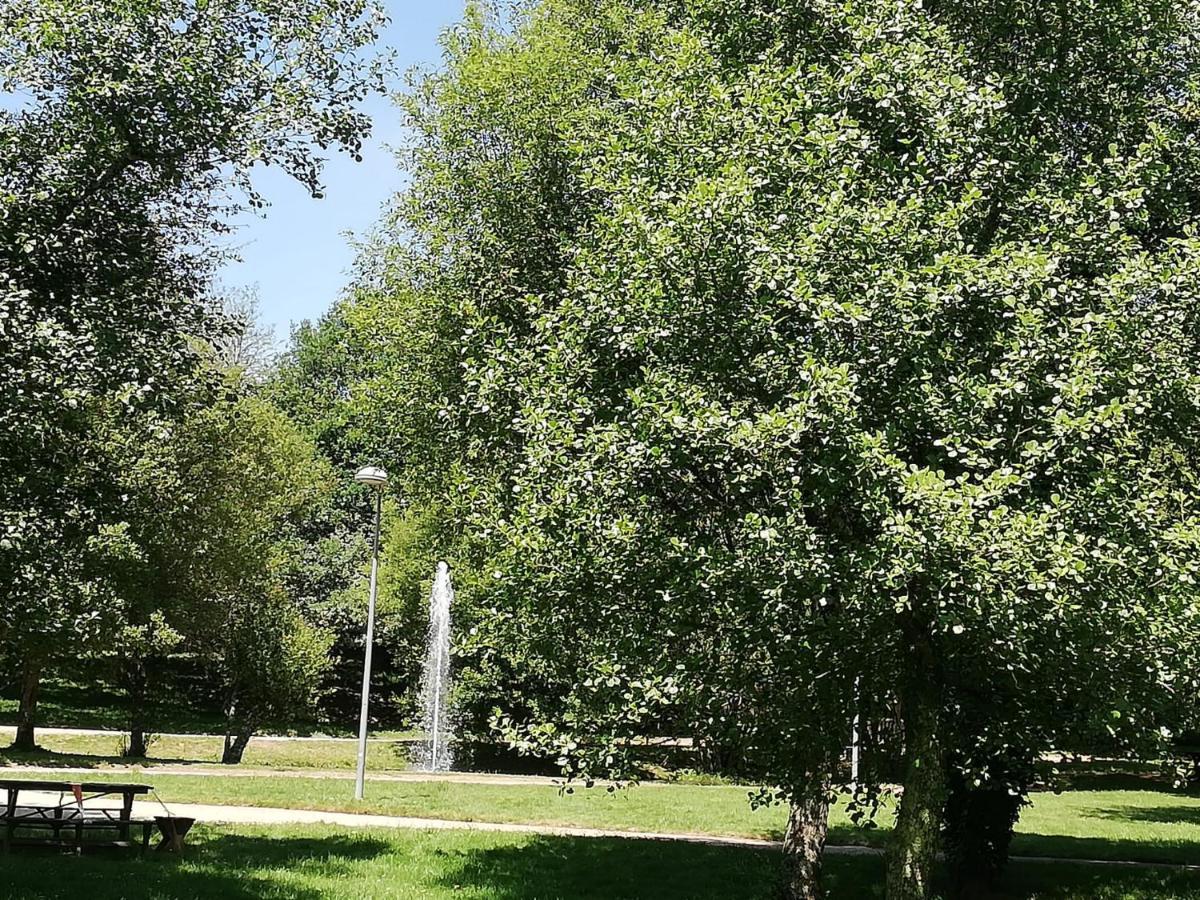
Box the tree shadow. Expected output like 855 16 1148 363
1000 859 1200 899
1009 829 1200 867
828 821 889 850
0 830 393 899
1029 756 1200 795
0 746 215 769
1090 804 1200 827
434 834 785 899
0 676 332 737
434 835 1200 899
1042 770 1191 794
1 827 1197 899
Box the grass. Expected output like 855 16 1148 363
0 730 419 770
0 823 1197 899
0 678 228 735
0 676 416 739
1013 789 1200 865
2 770 1198 868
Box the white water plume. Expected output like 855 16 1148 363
417 561 454 771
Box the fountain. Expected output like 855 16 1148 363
418 561 454 771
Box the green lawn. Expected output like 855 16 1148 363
0 677 418 740
2 771 1198 868
0 679 226 735
1013 789 1200 865
0 824 1198 900
0 730 418 770
100 774 812 842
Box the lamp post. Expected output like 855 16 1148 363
353 465 387 800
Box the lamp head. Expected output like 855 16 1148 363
354 465 388 489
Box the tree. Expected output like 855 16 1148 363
220 600 333 763
264 263 460 727
114 393 333 762
0 0 386 749
372 2 1200 898
210 285 279 381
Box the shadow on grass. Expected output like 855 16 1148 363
1034 761 1200 795
0 680 133 733
434 836 1200 900
436 835 786 900
0 827 1197 900
1009 829 1200 867
0 676 332 737
1090 805 1200 827
0 746 215 769
1000 859 1200 899
0 831 394 899
828 821 889 850
1046 772 1188 793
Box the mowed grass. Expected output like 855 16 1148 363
0 823 1197 900
0 728 417 770
3 770 1199 867
1013 789 1200 865
0 679 341 737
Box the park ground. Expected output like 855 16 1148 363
2 682 1200 898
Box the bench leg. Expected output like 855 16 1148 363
140 821 152 857
74 820 83 856
3 791 14 854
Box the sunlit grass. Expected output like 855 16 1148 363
1 769 1197 867
0 729 418 770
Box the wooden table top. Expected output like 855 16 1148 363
0 779 152 794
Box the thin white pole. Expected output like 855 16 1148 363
354 489 383 800
850 676 861 787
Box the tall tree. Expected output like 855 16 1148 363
372 3 1200 898
0 0 386 749
112 393 334 761
264 259 460 727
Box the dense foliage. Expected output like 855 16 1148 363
358 2 1200 898
264 285 453 726
0 0 385 749
5 2 1200 898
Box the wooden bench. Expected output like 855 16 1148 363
0 780 155 855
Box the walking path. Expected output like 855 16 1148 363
1 726 694 747
0 725 410 743
9 790 1199 872
3 763 560 786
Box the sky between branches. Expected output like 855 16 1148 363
219 0 466 345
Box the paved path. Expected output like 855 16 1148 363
9 790 1199 872
12 789 773 848
1 726 693 747
0 725 409 743
1 763 562 786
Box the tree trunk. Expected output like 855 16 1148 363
124 656 148 758
780 772 833 900
13 660 42 751
886 638 946 900
944 778 1024 899
943 752 1032 898
221 727 253 764
221 689 253 764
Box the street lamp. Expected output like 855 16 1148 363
353 465 387 800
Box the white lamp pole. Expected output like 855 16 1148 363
353 465 387 800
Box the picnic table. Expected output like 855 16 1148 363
0 779 155 855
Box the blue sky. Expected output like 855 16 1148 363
220 1 467 344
